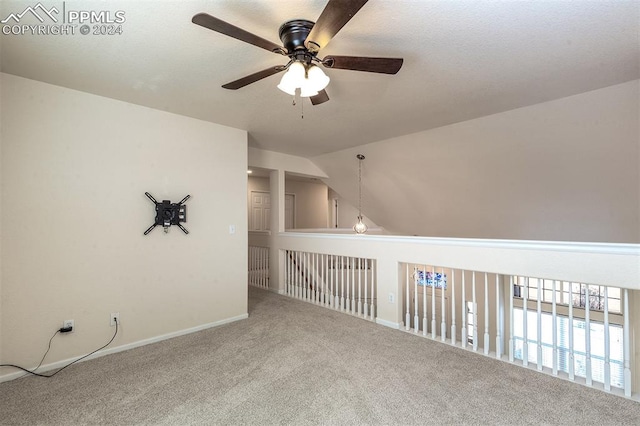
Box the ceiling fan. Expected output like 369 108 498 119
192 0 403 105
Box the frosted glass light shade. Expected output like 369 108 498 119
277 61 305 95
306 65 330 92
277 62 329 98
353 215 368 234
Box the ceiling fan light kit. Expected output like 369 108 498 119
276 61 330 97
192 0 403 106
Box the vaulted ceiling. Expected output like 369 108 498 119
1 0 638 157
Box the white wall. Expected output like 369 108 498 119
313 81 640 243
0 74 248 377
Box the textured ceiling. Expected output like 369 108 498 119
1 0 638 157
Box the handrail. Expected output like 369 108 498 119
268 232 640 290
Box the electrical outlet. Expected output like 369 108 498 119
388 293 395 303
63 320 74 332
110 312 120 326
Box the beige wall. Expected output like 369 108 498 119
248 176 328 229
285 178 328 229
313 81 640 243
0 74 248 377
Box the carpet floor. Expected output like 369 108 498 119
1 286 639 425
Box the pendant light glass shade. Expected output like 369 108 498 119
277 61 330 98
353 215 368 234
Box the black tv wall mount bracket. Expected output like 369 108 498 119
143 192 190 235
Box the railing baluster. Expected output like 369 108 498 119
292 251 296 298
303 252 308 300
260 248 265 288
319 254 324 305
509 275 514 362
289 250 293 296
340 256 345 311
537 278 543 371
370 260 375 320
313 253 318 303
334 255 340 309
363 259 373 318
461 270 467 349
552 280 558 375
316 252 320 302
495 274 501 359
353 257 358 314
414 266 419 334
301 251 306 300
623 288 631 397
472 271 478 352
358 258 363 316
330 255 335 308
431 265 436 339
523 277 529 367
423 265 428 337
451 269 456 346
441 267 446 342
405 263 410 330
300 251 304 300
568 281 575 380
484 272 489 355
585 284 592 386
604 286 610 391
345 257 351 312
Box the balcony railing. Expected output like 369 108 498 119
248 231 640 398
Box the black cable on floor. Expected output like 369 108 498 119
0 319 119 378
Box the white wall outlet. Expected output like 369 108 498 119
63 320 74 332
110 312 120 326
388 293 395 303
229 224 236 234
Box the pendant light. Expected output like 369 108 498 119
353 154 368 234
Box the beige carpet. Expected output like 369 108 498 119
1 287 639 425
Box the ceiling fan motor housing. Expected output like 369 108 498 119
279 19 315 53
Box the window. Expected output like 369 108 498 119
513 277 621 314
513 308 624 388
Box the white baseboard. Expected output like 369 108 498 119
375 318 401 329
0 313 248 384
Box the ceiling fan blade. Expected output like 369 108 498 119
323 56 403 74
304 0 369 52
310 89 330 105
222 66 286 90
192 13 284 54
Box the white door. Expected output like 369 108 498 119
250 191 270 231
250 191 294 230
